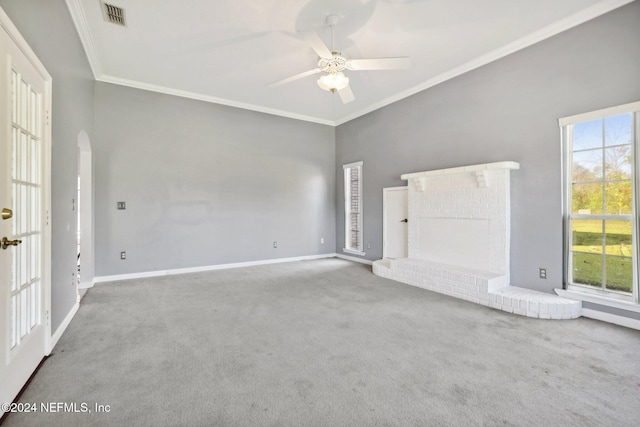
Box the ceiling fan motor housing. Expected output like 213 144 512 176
318 52 347 73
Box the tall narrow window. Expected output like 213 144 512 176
561 101 640 303
343 161 364 255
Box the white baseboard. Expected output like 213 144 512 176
94 253 339 283
50 301 79 352
581 308 640 331
336 253 373 265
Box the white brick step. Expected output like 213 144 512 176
372 259 391 277
372 258 582 320
489 286 581 319
390 258 507 292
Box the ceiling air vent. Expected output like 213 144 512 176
102 2 126 26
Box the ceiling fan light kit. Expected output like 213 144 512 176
317 71 349 92
269 14 410 105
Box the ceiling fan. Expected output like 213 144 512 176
268 14 410 104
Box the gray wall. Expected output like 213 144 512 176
0 0 95 331
336 2 640 298
94 82 335 276
3 0 638 327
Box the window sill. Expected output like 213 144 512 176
555 288 640 314
343 248 366 257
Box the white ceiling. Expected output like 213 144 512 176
66 0 632 126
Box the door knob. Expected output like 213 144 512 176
1 208 12 220
401 218 408 223
1 237 22 250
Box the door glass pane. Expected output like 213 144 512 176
20 185 27 234
30 283 37 328
31 186 37 231
573 118 602 150
11 295 17 349
20 79 27 128
11 183 17 236
30 90 37 135
12 128 17 182
30 137 37 183
20 289 27 338
20 131 27 182
11 70 17 123
12 236 19 292
35 188 40 231
20 236 27 287
36 282 41 324
31 235 37 281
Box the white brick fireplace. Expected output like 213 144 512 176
373 162 581 320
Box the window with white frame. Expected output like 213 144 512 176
561 101 640 303
343 161 364 255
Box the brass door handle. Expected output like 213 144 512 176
1 237 22 250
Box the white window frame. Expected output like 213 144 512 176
561 100 640 307
343 161 365 256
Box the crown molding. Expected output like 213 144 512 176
65 0 102 78
65 0 633 127
95 74 336 126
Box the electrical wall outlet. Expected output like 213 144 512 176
539 268 547 279
273 241 277 248
320 238 324 244
120 251 126 260
117 201 126 210
367 243 371 249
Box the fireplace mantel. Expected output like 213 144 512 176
401 161 520 190
401 161 520 180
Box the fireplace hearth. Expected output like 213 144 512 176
373 162 581 319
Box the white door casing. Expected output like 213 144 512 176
0 7 52 410
77 131 94 289
383 186 408 259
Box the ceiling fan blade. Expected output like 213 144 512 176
300 31 333 59
346 57 411 70
338 85 355 104
268 68 321 87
